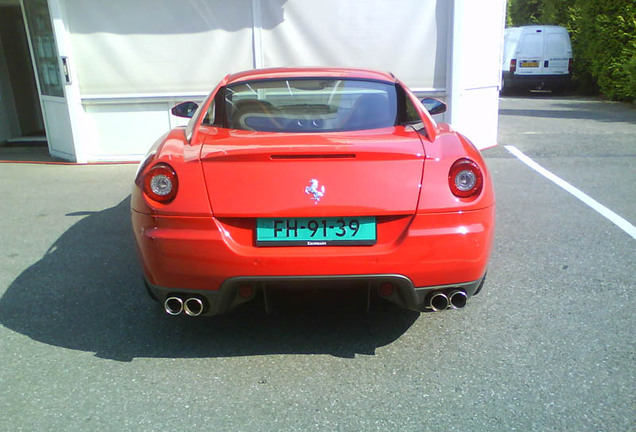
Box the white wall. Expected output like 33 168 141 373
448 0 506 149
81 98 194 161
257 0 448 91
60 0 256 160
62 0 255 95
55 0 503 161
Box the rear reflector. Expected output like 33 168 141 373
379 282 395 297
238 285 255 298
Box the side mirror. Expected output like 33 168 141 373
420 98 447 115
171 101 199 118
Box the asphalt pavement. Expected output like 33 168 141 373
0 95 634 431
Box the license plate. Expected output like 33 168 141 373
520 60 539 68
256 217 376 246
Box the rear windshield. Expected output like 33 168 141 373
221 79 400 132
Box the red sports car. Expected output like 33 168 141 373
132 67 495 317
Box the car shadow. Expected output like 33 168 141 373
0 197 418 362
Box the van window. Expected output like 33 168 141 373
519 33 542 58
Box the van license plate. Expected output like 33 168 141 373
520 61 539 68
256 217 376 246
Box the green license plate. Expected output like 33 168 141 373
256 217 376 246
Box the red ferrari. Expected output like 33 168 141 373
131 67 495 317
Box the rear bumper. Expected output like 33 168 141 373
133 206 494 315
145 274 486 316
503 71 571 90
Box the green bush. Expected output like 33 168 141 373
626 56 636 99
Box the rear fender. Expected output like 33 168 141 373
131 128 212 216
417 129 494 213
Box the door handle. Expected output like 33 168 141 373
61 56 71 84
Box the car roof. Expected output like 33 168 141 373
225 67 397 85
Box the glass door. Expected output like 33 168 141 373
23 0 77 160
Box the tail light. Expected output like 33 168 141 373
143 163 178 203
568 58 573 73
449 158 483 198
509 59 517 73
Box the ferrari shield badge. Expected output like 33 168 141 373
305 179 325 204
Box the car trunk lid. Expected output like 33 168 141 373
199 127 425 217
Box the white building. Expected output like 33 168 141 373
0 0 506 162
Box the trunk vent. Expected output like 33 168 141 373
270 154 356 160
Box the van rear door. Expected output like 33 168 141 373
515 29 543 76
543 28 572 75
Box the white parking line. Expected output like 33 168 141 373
505 145 636 240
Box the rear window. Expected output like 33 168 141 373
221 79 399 132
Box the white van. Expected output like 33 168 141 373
501 25 572 92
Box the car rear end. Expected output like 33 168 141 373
132 70 495 316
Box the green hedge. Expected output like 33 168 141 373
507 0 636 101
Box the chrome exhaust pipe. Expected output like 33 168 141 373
429 292 449 311
449 290 468 309
184 297 205 317
164 296 184 315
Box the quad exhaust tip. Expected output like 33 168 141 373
449 290 468 309
428 289 468 311
164 296 184 315
165 289 467 316
164 296 206 316
184 297 204 317
429 292 449 311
